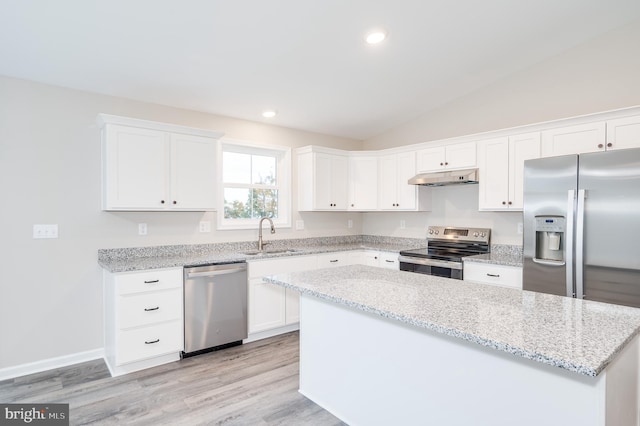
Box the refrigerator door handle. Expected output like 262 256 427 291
575 189 586 299
566 190 575 297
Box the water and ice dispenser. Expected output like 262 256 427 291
534 216 565 263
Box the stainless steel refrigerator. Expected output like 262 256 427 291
523 148 640 308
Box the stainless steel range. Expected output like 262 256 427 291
399 226 491 279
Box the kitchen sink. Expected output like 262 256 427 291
242 249 299 256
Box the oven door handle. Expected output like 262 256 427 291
398 256 463 270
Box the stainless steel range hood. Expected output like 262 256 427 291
408 168 479 186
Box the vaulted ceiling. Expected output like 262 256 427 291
1 1 639 139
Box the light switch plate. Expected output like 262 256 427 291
517 222 523 234
400 220 406 229
138 223 148 236
347 219 353 229
33 224 58 239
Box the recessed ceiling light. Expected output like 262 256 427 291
365 30 387 45
262 110 277 118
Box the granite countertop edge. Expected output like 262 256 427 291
266 277 601 377
98 242 421 273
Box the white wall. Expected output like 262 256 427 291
0 75 362 370
362 18 640 243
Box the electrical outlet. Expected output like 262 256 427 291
400 220 406 229
33 224 58 239
138 223 147 236
199 221 211 233
347 219 353 229
296 220 305 230
517 222 523 234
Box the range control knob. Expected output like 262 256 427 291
434 230 439 235
428 229 434 234
480 232 486 237
473 232 479 237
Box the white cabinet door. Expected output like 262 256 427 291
170 133 216 210
103 124 168 210
541 122 606 157
378 154 399 210
444 142 477 170
477 137 509 210
313 152 333 210
378 152 418 210
416 146 445 172
508 132 541 209
299 150 348 211
330 154 349 210
248 256 317 333
249 277 286 333
349 156 378 210
478 133 540 211
606 115 640 151
395 151 417 210
417 142 476 172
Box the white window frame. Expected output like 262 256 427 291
217 138 291 230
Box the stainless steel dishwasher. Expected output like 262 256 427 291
183 262 248 357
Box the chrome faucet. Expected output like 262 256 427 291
257 217 276 251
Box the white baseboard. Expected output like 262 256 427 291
0 348 105 381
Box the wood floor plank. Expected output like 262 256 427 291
0 331 346 425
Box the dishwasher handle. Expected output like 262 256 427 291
185 266 246 279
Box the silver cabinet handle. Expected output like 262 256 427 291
144 307 159 311
486 273 500 277
145 339 160 344
385 260 394 263
144 279 159 284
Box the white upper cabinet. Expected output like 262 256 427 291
297 147 348 211
99 114 222 211
478 132 540 211
348 155 378 211
378 151 430 211
606 115 640 151
541 122 606 157
416 142 476 172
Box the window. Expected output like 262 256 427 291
218 139 291 229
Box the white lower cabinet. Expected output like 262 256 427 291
463 263 523 289
379 252 399 270
317 251 350 268
103 267 184 376
247 256 318 337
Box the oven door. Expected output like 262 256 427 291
398 256 463 280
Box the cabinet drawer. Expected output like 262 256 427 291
115 268 182 295
118 288 182 329
379 252 399 270
464 263 522 289
116 320 183 365
317 252 349 268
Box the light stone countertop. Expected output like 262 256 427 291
265 265 640 377
464 252 523 267
98 235 425 273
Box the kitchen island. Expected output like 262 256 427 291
265 265 640 426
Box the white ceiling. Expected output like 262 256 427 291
1 1 640 140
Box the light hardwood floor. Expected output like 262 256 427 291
0 332 345 425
